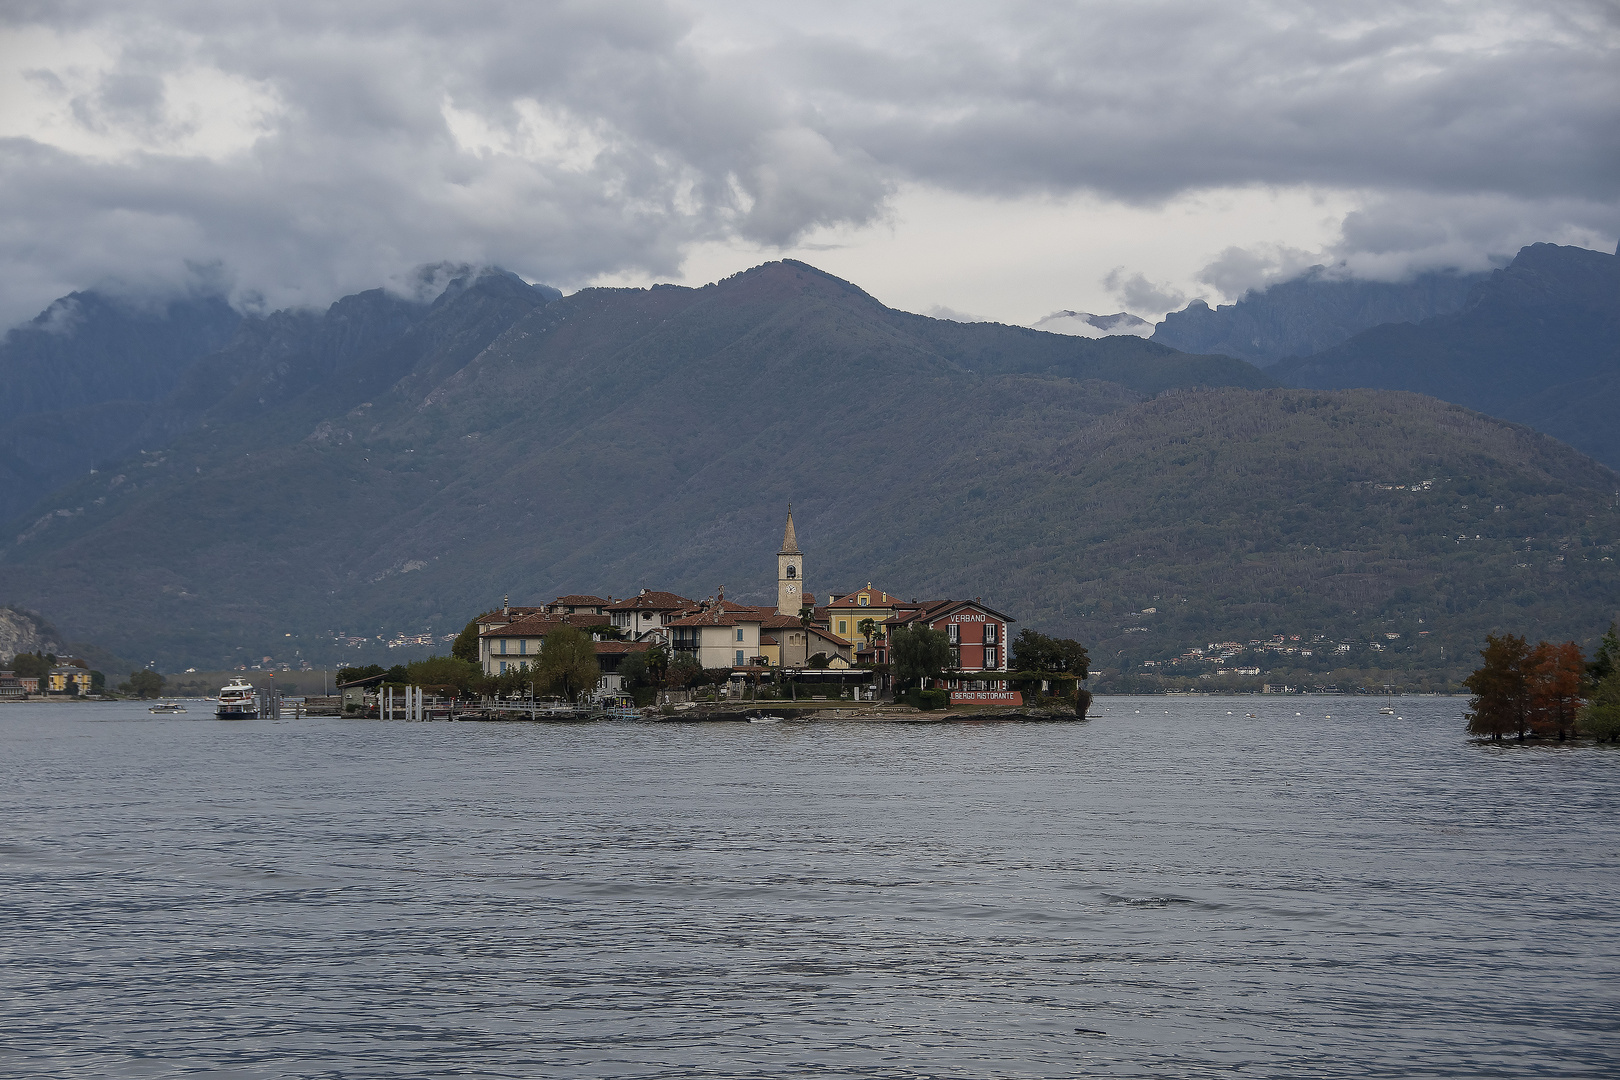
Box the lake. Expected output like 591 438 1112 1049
2 697 1617 1078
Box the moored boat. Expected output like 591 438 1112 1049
216 679 259 719
148 701 187 713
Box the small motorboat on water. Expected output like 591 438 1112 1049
148 701 187 714
748 715 784 723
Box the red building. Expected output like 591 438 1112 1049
884 598 1019 701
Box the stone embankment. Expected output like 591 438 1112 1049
649 704 1085 723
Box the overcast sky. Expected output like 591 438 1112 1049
1 0 1616 329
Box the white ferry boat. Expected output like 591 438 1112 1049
216 678 259 719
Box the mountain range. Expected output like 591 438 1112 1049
0 248 1617 686
1151 266 1490 365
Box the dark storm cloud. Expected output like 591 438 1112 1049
0 0 1615 324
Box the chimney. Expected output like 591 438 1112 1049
503 594 509 615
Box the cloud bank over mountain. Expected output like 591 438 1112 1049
1 0 1616 326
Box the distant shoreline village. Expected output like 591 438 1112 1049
461 509 1019 709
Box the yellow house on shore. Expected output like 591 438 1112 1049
823 584 907 651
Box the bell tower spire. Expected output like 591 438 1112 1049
776 506 803 615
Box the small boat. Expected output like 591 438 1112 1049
148 701 187 714
749 715 784 723
1379 688 1396 715
216 678 259 719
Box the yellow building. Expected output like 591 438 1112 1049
823 584 907 651
49 666 93 693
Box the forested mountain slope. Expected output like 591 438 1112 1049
1273 244 1620 467
0 292 242 522
0 259 1616 684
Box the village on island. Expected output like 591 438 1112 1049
334 510 1087 719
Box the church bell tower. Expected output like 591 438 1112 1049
777 508 803 616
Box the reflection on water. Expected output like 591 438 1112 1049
2 697 1617 1078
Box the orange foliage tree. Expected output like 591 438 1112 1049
1465 634 1530 741
1528 640 1585 740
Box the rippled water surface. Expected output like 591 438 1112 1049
3 697 1618 1078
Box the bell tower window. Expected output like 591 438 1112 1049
786 565 796 579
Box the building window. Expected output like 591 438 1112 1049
786 564 796 579
499 639 508 655
985 622 998 644
838 620 847 635
735 650 744 665
947 623 959 644
519 639 527 655
736 627 744 642
499 661 507 674
858 594 869 606
985 646 998 668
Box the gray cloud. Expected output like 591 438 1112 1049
1103 268 1187 316
0 0 1615 325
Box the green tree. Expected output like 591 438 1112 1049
536 627 599 702
1586 622 1620 687
891 625 952 689
11 652 50 681
806 652 829 669
403 655 482 695
120 669 165 698
1465 633 1531 741
337 664 384 684
618 650 648 690
857 617 879 645
1011 629 1091 678
1581 668 1620 741
451 619 480 663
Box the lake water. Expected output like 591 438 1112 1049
2 697 1617 1078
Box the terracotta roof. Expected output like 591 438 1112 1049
826 587 901 609
475 606 545 622
606 590 699 611
885 599 1018 626
666 601 770 627
551 594 609 606
593 641 651 655
807 625 851 648
480 613 605 638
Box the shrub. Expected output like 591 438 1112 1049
902 688 950 710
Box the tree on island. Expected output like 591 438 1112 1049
451 620 480 663
890 625 951 689
1530 640 1584 741
1466 634 1531 741
1010 629 1091 681
1011 629 1093 715
120 669 165 698
403 655 481 696
1465 634 1586 741
1580 623 1620 741
11 652 53 681
536 627 599 702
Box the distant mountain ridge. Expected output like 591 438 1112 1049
1272 243 1620 468
0 257 1616 683
1153 267 1489 365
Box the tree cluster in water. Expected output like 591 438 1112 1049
1465 625 1620 742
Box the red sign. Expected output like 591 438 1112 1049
950 690 1023 705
